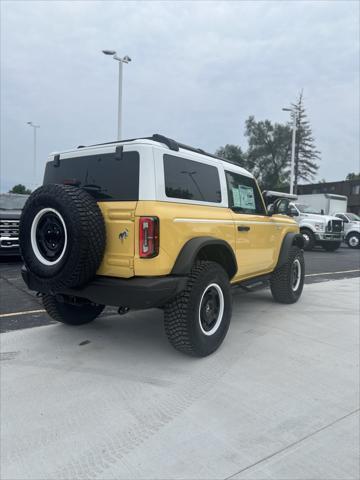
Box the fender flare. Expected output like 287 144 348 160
171 237 237 278
276 233 304 269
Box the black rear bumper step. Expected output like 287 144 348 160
21 266 187 309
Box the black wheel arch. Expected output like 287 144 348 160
171 237 237 279
346 230 360 240
276 232 304 269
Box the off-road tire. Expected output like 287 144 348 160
43 294 104 325
164 261 232 357
301 228 315 251
346 232 360 249
270 246 304 304
321 241 341 252
19 184 105 291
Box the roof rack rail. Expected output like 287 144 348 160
78 134 240 167
151 134 179 151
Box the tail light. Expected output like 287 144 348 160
139 217 159 258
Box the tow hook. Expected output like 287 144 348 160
118 306 130 315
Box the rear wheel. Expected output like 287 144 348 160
164 261 232 357
346 232 360 249
300 229 315 251
270 246 304 304
43 294 104 325
321 241 341 252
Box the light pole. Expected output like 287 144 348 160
282 107 298 195
102 50 131 141
27 121 40 179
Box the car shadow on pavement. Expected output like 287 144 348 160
32 288 275 362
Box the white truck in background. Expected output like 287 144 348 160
263 191 344 252
296 193 360 249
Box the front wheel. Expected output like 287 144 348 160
43 294 104 325
270 246 305 304
301 229 315 251
346 233 360 249
321 241 341 252
164 261 232 357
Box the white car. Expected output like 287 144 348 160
333 212 360 249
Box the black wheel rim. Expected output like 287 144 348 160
35 212 66 262
199 285 222 333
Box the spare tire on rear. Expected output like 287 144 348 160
19 184 106 292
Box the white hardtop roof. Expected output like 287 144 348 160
49 138 254 179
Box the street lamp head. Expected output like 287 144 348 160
282 108 292 112
27 121 33 125
102 49 116 55
122 55 131 63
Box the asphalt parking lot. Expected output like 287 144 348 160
1 246 359 333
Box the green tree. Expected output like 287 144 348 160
9 184 32 194
291 91 321 193
346 172 360 180
215 144 244 166
244 116 291 190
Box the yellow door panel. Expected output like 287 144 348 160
231 214 300 281
96 202 137 278
230 214 278 280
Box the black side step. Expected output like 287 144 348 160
233 274 271 292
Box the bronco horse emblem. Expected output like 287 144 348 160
118 228 129 241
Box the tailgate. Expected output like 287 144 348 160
96 201 137 278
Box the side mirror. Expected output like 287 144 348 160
289 209 299 217
269 198 291 216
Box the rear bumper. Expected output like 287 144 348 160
21 266 187 309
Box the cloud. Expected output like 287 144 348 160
1 0 359 190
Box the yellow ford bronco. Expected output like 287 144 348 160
20 134 304 357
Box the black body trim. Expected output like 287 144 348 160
21 266 187 309
171 237 237 278
276 233 304 269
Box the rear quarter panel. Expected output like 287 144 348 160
134 201 235 276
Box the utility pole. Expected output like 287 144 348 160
282 107 298 195
102 50 132 141
27 121 40 180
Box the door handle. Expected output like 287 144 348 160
237 226 250 232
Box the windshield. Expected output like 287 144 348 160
0 194 29 210
346 213 360 221
295 203 321 214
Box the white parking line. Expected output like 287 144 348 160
305 269 360 277
0 309 45 318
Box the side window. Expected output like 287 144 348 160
163 154 221 203
289 205 299 216
225 171 265 215
336 214 348 222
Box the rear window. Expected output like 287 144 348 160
43 151 139 201
163 154 221 203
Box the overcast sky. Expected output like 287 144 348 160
1 0 359 191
